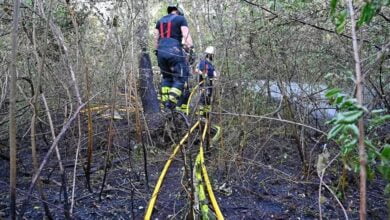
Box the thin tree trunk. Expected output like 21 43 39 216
64 0 94 192
30 0 54 218
84 68 94 192
346 0 366 219
41 94 71 219
9 0 21 219
70 116 82 215
133 81 149 191
99 84 117 201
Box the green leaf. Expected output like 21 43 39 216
326 118 337 125
381 145 390 160
367 148 378 162
372 114 390 125
338 110 363 124
336 10 347 34
385 184 390 195
335 95 345 105
372 109 385 114
357 2 375 27
341 139 357 155
364 140 381 157
328 124 344 139
339 98 358 110
345 124 359 137
353 162 360 173
330 0 339 16
367 166 376 180
25 0 33 6
338 133 348 142
325 88 341 98
379 165 390 180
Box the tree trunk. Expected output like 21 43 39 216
9 0 21 219
136 0 161 127
139 50 160 115
347 0 367 219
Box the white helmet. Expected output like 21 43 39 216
204 46 215 55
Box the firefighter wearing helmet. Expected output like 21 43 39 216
195 46 219 116
154 3 193 110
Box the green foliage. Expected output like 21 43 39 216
25 0 33 6
329 0 346 33
369 110 390 130
329 0 390 32
53 3 89 30
53 5 71 28
325 89 363 173
335 10 347 34
357 2 376 27
330 0 338 16
357 0 390 27
379 145 390 194
326 87 390 195
270 0 315 11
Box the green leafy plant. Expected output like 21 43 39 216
325 88 364 170
379 145 390 194
357 0 390 27
330 0 347 33
330 0 390 33
326 88 390 194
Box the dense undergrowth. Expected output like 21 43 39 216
0 0 389 219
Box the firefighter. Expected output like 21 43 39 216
154 3 193 110
196 46 219 116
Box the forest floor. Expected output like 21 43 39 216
0 116 388 219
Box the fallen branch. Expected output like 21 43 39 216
212 110 326 135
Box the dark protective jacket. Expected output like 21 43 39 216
156 14 188 44
198 59 215 78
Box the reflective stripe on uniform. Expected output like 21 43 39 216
169 87 182 103
181 104 188 111
161 86 170 102
203 105 211 113
160 22 164 38
159 15 177 39
167 21 172 38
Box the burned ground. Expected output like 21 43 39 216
0 114 388 219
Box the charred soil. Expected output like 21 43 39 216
0 116 388 219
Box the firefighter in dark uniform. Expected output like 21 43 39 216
154 4 193 110
196 46 219 116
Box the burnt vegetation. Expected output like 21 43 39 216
0 0 389 219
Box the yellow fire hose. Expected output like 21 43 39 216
145 80 223 219
80 105 135 114
186 81 222 144
197 122 224 220
144 120 201 220
80 105 110 113
185 81 204 115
